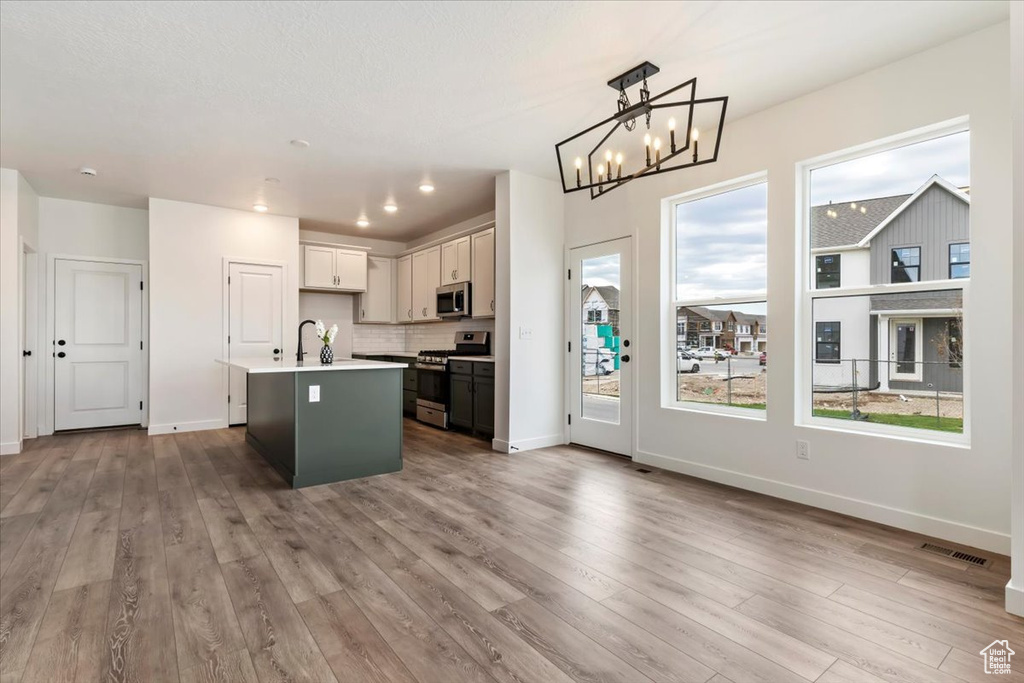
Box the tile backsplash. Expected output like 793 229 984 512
353 317 495 354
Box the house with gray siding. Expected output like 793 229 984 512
811 175 967 394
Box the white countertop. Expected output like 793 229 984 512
216 357 409 374
449 355 495 363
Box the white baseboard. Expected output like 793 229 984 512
0 440 21 456
491 438 510 454
636 449 1010 555
506 433 566 454
148 419 226 436
1007 580 1024 617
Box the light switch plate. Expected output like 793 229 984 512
309 385 320 402
519 326 533 340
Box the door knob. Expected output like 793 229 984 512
623 339 630 347
57 339 66 346
273 348 281 354
57 351 66 358
621 355 631 363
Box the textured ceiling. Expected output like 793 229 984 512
0 0 1008 240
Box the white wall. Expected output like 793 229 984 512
494 171 565 453
38 198 147 260
299 292 354 359
404 211 495 251
1008 1 1023 617
564 24 1014 553
148 199 299 434
0 169 39 454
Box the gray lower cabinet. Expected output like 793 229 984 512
355 354 417 416
449 362 494 438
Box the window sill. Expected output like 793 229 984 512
663 401 767 421
800 415 969 448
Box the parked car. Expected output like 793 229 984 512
677 351 700 374
694 346 730 360
759 351 767 366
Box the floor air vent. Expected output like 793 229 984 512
918 542 990 567
635 468 652 474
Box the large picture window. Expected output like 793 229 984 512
804 126 969 438
670 176 767 413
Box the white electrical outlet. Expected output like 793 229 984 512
309 385 320 403
519 326 533 340
796 439 810 460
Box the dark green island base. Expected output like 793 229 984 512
244 365 404 488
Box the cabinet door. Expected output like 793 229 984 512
473 375 495 435
412 246 441 321
360 256 393 322
303 245 336 288
335 249 368 291
453 236 471 283
471 229 495 318
440 240 458 286
450 373 474 429
396 255 413 322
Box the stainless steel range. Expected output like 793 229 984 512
415 331 490 429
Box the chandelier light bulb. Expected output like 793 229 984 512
653 137 662 151
575 157 582 169
691 127 699 163
615 153 623 179
668 117 677 152
605 150 613 165
644 133 652 166
668 117 676 131
691 128 699 141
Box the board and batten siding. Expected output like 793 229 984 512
869 185 969 284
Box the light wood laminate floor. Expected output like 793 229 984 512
0 421 1020 683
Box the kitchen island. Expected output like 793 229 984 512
216 357 407 487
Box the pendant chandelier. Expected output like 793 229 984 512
555 62 728 199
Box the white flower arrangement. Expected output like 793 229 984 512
314 320 338 345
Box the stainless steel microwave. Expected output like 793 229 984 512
436 282 470 318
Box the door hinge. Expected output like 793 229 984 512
567 269 571 280
568 413 571 425
568 341 571 352
140 341 143 350
228 394 231 403
139 400 143 410
228 276 231 284
228 335 231 343
140 281 144 291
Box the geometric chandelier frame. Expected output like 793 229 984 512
555 61 728 199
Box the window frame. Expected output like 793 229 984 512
663 172 769 419
815 321 841 364
890 246 922 283
948 242 970 279
815 253 841 289
797 117 971 446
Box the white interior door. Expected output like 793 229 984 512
228 262 283 424
54 259 143 430
568 238 633 456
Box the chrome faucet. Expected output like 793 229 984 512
297 319 316 361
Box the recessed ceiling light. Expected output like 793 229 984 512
356 218 370 228
289 139 310 148
264 177 280 184
383 203 398 213
253 204 269 212
419 183 435 193
79 167 97 177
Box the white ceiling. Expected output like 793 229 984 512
0 1 1008 241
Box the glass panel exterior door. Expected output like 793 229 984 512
568 238 632 456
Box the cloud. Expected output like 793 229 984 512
811 131 969 205
581 253 620 289
676 182 767 300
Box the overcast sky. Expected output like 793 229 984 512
581 253 620 289
676 182 767 301
810 130 970 205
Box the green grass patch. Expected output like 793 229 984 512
681 400 766 410
812 408 962 433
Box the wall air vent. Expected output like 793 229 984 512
918 542 990 567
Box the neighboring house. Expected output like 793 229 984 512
582 285 620 327
811 175 968 393
677 306 766 352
